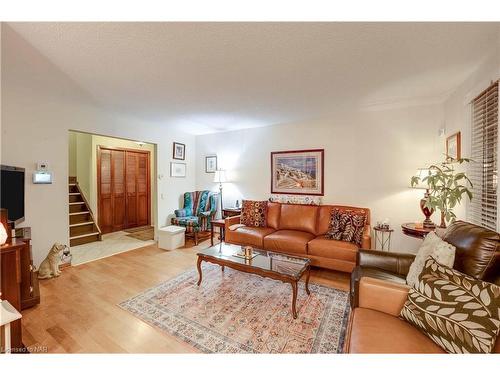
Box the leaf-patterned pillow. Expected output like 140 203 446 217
325 208 366 246
400 257 500 353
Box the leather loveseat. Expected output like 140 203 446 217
224 202 371 273
346 220 500 353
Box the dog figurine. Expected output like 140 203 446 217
38 243 67 279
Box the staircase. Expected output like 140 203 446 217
69 177 102 247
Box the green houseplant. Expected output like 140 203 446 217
410 158 473 228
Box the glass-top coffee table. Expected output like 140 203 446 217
196 243 311 319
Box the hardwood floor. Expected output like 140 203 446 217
21 239 351 353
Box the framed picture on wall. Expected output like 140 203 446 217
446 132 461 161
173 142 186 160
170 162 186 177
271 149 324 196
205 155 217 173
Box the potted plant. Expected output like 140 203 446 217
410 158 473 228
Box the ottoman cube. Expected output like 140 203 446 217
158 225 186 250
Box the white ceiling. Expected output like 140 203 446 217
7 22 500 134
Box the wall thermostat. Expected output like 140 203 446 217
37 161 49 171
33 171 53 184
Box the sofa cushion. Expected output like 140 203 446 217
263 230 315 255
308 237 358 262
226 226 276 248
348 308 445 353
400 257 500 354
317 205 371 236
240 200 268 227
325 208 366 246
266 202 281 229
278 204 319 234
406 231 456 288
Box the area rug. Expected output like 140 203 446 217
119 264 350 353
124 226 154 241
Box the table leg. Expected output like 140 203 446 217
221 265 225 272
211 225 214 246
220 226 225 242
305 265 311 295
196 256 203 286
4 322 11 354
291 281 298 319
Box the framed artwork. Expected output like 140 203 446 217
205 155 217 173
173 142 186 160
271 149 324 196
170 162 186 178
446 132 461 161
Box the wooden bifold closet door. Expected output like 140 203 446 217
98 146 150 234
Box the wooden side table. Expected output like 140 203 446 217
222 207 241 219
373 227 394 251
401 222 434 239
210 219 226 246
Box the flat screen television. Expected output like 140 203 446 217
1 165 25 225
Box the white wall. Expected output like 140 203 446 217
1 25 196 266
73 132 93 199
196 104 444 252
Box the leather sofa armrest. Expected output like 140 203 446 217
224 215 241 230
358 249 415 276
361 225 371 250
358 277 410 317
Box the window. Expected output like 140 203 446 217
468 81 498 231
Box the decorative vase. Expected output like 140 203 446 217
439 211 447 228
420 190 435 228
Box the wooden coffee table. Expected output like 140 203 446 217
196 243 311 319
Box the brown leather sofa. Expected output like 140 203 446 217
224 202 371 273
346 220 500 353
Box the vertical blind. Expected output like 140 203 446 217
468 81 499 231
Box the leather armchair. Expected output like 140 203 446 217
350 220 500 308
350 249 414 307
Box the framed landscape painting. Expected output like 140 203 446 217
271 149 324 196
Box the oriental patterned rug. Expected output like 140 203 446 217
119 264 350 353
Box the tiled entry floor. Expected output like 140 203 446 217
70 230 156 265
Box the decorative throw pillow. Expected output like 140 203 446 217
400 257 500 353
240 200 267 227
325 208 366 246
406 232 456 288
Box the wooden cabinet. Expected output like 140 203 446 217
17 236 40 310
1 239 24 351
98 146 150 234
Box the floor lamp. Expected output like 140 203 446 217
213 169 227 218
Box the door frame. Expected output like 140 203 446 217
97 145 151 233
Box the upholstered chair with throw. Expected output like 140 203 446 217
171 191 218 245
346 220 500 353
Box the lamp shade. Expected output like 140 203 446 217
213 169 227 183
0 223 7 245
411 168 432 189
